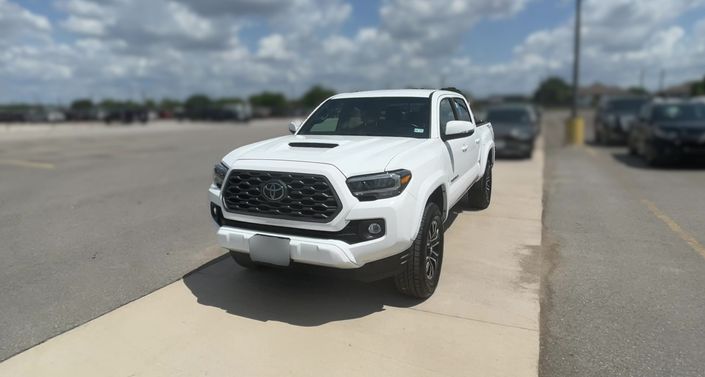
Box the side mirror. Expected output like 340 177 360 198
444 120 475 139
288 119 303 134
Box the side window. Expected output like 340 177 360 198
439 98 456 135
639 105 651 121
453 98 473 122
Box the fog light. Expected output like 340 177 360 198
368 222 382 235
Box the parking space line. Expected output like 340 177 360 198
642 199 705 260
0 159 54 170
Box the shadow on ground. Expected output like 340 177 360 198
612 152 705 170
184 201 477 327
183 257 421 326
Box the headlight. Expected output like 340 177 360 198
653 126 679 140
510 128 533 140
346 169 412 201
213 161 229 188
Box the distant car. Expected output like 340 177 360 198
104 108 149 125
485 105 538 158
628 100 705 165
594 96 649 145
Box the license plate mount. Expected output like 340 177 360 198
249 235 291 266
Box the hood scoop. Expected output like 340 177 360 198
288 142 338 149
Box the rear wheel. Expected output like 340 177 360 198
394 202 444 299
643 144 663 166
467 159 492 210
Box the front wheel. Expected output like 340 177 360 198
394 202 444 299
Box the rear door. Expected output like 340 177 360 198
453 98 481 169
439 97 473 204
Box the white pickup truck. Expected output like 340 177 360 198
209 89 494 297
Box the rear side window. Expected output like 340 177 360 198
453 98 472 122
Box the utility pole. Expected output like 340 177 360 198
658 69 665 94
570 0 582 119
568 0 584 145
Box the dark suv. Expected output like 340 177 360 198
628 100 705 165
594 96 648 145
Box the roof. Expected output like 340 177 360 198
331 89 438 99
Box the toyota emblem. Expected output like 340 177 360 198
261 180 287 201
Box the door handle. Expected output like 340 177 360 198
461 144 468 152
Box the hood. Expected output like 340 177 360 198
224 134 429 177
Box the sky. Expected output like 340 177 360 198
1 0 704 103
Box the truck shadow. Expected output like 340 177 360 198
183 255 421 327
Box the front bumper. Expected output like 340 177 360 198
648 138 705 157
495 138 533 156
208 160 418 272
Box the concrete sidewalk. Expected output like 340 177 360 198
0 143 543 377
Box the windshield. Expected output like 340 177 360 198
298 97 430 138
653 104 705 122
607 98 647 113
486 108 532 124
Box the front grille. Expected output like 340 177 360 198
222 169 341 223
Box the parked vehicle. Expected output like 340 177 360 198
104 108 149 124
208 89 495 298
628 100 705 165
594 96 649 145
485 105 537 158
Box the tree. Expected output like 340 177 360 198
300 85 336 108
159 98 182 111
690 76 705 96
216 97 244 107
627 87 649 96
70 98 94 111
249 91 287 115
533 77 572 106
184 94 212 111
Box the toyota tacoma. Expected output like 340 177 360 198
209 89 495 298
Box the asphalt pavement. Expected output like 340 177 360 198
540 111 705 376
0 120 287 361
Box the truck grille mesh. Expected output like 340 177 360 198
222 170 341 223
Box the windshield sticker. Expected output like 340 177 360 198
414 128 424 133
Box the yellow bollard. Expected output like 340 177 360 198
566 116 585 145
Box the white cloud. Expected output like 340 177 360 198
0 0 51 42
1 0 705 102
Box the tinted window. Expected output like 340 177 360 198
606 98 648 113
453 98 472 122
652 104 705 122
486 108 532 124
439 98 456 135
299 97 431 138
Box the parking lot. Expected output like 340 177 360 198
0 118 542 376
1 111 705 376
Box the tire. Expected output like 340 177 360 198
594 129 603 145
229 251 259 269
394 202 444 299
643 144 663 167
467 159 493 210
628 140 637 155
